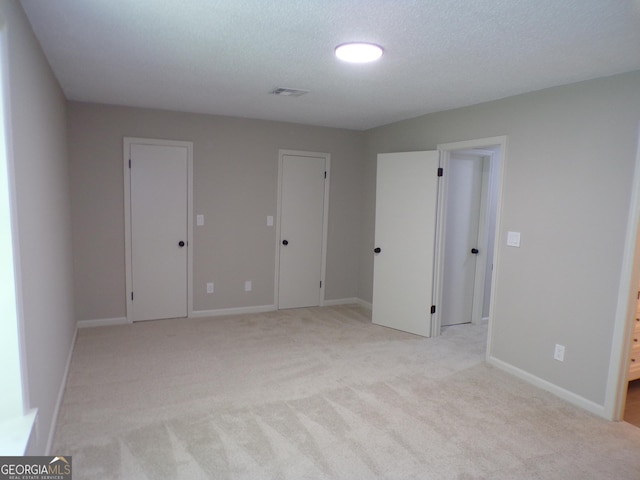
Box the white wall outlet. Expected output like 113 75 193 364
267 215 274 226
507 231 521 247
197 214 205 226
244 280 252 292
206 282 214 294
554 344 565 362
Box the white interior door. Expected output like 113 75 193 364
373 151 440 337
129 142 188 321
441 154 484 326
278 153 328 309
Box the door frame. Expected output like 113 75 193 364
440 150 493 327
274 150 330 309
432 136 507 339
123 137 194 323
610 125 640 421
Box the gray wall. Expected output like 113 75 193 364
2 0 76 454
361 71 640 406
68 103 365 320
11 0 640 433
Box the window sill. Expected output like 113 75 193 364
0 409 37 455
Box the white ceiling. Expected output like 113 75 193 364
20 0 640 131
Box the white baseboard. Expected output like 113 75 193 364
45 325 78 455
322 297 360 306
487 355 606 419
190 304 277 318
77 317 128 328
355 298 372 310
323 298 372 309
78 302 371 326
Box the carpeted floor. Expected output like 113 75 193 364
54 305 640 479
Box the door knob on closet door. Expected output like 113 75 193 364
374 247 381 254
471 248 479 254
282 240 289 246
178 241 185 247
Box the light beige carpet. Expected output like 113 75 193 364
54 305 640 479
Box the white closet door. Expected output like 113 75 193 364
130 143 188 321
373 151 440 337
278 154 327 309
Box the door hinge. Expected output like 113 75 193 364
131 292 134 301
437 167 443 177
129 159 131 168
430 305 436 314
324 171 327 179
320 280 322 288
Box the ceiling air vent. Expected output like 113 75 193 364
270 87 309 97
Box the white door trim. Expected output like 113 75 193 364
123 137 194 323
434 136 507 344
275 149 330 308
609 124 640 420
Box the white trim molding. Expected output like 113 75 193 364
77 317 128 328
45 326 78 454
322 298 361 307
191 305 277 318
488 355 606 418
434 136 507 341
355 298 373 310
608 123 640 421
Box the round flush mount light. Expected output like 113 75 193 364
335 42 384 63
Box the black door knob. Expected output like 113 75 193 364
471 248 479 254
178 241 185 247
282 240 289 246
374 247 381 253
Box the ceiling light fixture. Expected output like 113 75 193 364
335 42 384 63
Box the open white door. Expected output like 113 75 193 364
372 151 440 337
441 154 484 326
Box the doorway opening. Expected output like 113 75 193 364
621 224 640 427
610 125 640 422
622 210 640 426
433 137 506 340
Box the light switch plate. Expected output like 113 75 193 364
197 214 205 226
267 215 274 226
507 231 521 247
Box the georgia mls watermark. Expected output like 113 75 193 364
0 456 71 480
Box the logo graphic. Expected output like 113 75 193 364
0 456 72 479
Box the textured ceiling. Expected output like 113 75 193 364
20 0 640 130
